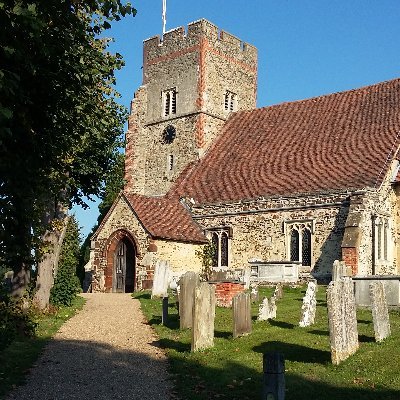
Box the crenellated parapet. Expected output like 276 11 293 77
143 19 257 73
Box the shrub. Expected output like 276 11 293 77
50 217 81 307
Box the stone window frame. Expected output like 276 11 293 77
283 219 315 267
224 90 237 112
373 215 392 265
162 87 177 117
206 227 233 269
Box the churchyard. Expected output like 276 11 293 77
136 284 400 400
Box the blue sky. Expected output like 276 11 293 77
73 0 400 239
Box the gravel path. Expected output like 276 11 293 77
6 293 172 400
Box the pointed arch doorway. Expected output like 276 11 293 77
113 238 136 292
106 231 137 293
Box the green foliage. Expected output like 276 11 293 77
80 151 125 267
0 296 37 351
50 217 81 306
195 242 216 281
0 1 136 277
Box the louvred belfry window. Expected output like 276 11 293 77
163 88 177 117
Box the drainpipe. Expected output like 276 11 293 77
371 214 376 275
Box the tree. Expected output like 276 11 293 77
80 152 125 271
0 1 136 304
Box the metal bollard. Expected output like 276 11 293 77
262 352 285 400
162 296 169 325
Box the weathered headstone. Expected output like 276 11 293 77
243 267 251 290
179 271 200 329
369 282 391 342
326 277 359 365
299 281 318 327
151 260 170 298
232 292 252 338
273 283 283 300
191 282 216 352
332 260 349 282
258 297 277 321
250 282 259 303
263 352 285 400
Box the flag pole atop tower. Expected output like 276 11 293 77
162 0 167 35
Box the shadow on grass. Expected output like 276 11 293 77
269 320 295 329
308 329 330 336
357 319 372 325
359 334 375 343
214 330 232 339
158 337 191 353
253 341 331 364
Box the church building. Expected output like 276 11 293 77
88 19 400 292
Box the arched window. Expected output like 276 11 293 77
302 228 312 267
207 228 231 268
221 232 229 267
290 229 299 262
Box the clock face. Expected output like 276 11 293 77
163 125 176 144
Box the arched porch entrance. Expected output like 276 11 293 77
106 230 137 293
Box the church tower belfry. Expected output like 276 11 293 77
124 19 258 196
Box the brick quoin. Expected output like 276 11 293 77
342 247 358 275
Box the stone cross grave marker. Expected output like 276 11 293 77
273 283 283 300
250 282 259 302
179 271 200 329
243 267 251 290
232 292 252 338
151 260 170 298
326 277 359 365
258 296 277 321
332 260 348 282
299 281 318 327
191 282 216 352
370 282 391 342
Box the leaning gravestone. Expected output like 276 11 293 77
299 281 318 327
258 297 277 321
326 277 359 365
233 292 252 338
151 260 170 298
179 271 200 329
370 282 391 342
192 282 216 352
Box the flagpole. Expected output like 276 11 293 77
162 0 167 35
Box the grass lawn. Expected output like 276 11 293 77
0 295 85 399
135 286 400 400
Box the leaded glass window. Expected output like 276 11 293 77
221 232 229 267
302 228 312 267
290 229 299 262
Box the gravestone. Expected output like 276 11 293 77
274 283 283 300
369 282 391 342
258 297 277 321
243 267 251 290
191 282 216 351
232 292 252 338
299 281 318 327
332 260 348 282
179 271 200 329
326 277 359 365
263 352 285 400
250 282 259 303
151 260 170 298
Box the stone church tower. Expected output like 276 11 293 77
124 19 258 196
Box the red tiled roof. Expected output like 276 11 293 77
124 193 207 243
172 78 400 203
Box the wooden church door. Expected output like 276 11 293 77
115 241 126 293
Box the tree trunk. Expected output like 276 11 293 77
34 203 68 310
11 263 31 298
